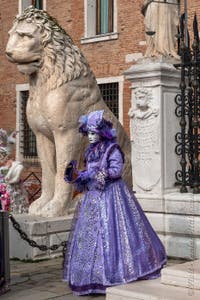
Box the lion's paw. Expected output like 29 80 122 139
28 197 50 216
39 199 66 217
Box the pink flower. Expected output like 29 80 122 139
0 184 10 211
0 183 6 193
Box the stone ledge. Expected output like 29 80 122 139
164 192 200 216
161 259 200 290
81 32 119 44
164 235 200 259
106 277 200 300
124 60 180 84
137 195 164 213
10 214 72 236
137 192 200 216
146 212 200 236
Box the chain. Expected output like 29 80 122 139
9 214 67 256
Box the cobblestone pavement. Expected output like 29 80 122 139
1 257 105 300
1 257 185 300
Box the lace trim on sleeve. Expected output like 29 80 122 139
94 168 108 190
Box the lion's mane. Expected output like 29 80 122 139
15 6 91 90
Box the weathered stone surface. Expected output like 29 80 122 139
125 61 200 260
50 232 70 256
126 62 180 196
9 214 72 260
142 0 179 59
146 212 200 236
161 260 200 290
164 235 200 260
142 210 200 259
107 275 200 300
46 217 72 234
137 193 164 212
3 257 105 300
6 6 132 218
165 192 200 216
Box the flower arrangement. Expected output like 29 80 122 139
0 183 10 211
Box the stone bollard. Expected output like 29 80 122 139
0 211 10 294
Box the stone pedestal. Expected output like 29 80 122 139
125 60 200 259
125 61 180 196
106 260 200 300
9 214 72 260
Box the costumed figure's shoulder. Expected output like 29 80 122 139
102 141 125 164
83 139 125 165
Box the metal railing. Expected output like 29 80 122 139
175 14 200 193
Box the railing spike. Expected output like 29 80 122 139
193 13 199 44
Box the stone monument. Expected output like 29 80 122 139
6 6 132 218
128 87 160 192
142 0 179 59
125 1 200 261
126 62 200 260
126 61 180 211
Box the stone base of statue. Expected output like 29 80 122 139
125 59 200 259
9 214 72 260
106 259 200 300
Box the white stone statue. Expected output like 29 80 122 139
5 161 24 184
6 6 132 217
0 129 29 213
142 0 179 59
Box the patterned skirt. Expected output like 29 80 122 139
63 179 167 295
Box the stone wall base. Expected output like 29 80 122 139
137 192 200 259
9 214 72 260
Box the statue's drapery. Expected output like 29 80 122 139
142 0 179 58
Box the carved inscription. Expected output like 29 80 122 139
129 88 160 191
134 117 158 161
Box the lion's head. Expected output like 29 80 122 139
6 6 91 90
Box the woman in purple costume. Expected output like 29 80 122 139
63 110 167 295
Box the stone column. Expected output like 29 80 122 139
125 60 200 259
125 61 180 208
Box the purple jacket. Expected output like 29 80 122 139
74 141 124 192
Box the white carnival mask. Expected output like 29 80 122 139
88 131 100 144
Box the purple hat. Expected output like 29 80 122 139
79 110 117 140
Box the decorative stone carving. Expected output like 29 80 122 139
125 61 196 261
6 6 132 217
141 0 179 59
5 161 24 184
0 129 28 213
129 88 160 191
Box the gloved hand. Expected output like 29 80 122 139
64 160 79 183
77 167 99 183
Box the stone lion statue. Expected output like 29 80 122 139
6 6 132 217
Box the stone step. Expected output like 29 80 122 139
106 277 200 300
161 259 200 290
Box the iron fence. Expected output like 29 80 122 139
175 14 200 193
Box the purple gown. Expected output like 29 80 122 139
63 140 167 295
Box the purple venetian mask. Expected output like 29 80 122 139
78 110 117 140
